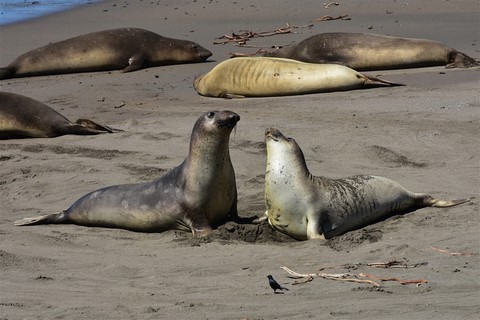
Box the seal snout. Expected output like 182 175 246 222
265 127 284 142
214 111 240 128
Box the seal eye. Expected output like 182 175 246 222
207 111 215 118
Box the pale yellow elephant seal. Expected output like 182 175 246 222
193 57 402 98
263 128 469 240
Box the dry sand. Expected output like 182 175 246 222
0 0 479 319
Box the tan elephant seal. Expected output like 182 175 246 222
263 32 479 71
193 57 402 98
15 111 240 237
0 92 121 139
263 128 469 240
0 28 212 79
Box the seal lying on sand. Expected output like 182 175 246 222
193 57 402 98
0 92 121 139
263 128 469 240
0 28 212 79
15 111 240 237
263 32 479 71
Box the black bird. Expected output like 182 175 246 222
267 275 289 293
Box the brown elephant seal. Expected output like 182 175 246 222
193 57 402 98
15 111 240 238
263 32 479 71
0 28 212 79
263 128 469 240
0 92 121 139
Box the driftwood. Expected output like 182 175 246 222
281 259 429 288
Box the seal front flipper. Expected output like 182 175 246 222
122 54 146 72
220 92 246 99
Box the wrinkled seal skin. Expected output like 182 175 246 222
0 28 212 79
263 128 469 241
264 32 479 71
0 92 120 139
193 57 402 98
14 111 240 238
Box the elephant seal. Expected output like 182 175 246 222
15 111 240 238
0 28 212 79
193 57 402 98
263 128 469 240
0 92 121 139
263 32 479 71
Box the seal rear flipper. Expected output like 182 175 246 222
361 74 405 87
446 51 480 68
0 67 14 80
420 195 471 208
14 212 66 226
73 119 123 134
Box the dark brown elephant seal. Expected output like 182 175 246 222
0 92 121 139
0 28 212 79
15 111 240 238
263 32 479 71
263 128 470 240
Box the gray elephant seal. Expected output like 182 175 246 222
0 28 212 79
0 92 121 139
193 57 402 98
15 111 240 237
263 32 479 71
263 128 469 240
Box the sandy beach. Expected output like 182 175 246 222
0 0 479 319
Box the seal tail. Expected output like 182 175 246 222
416 195 471 208
14 212 67 226
361 74 405 87
0 67 14 80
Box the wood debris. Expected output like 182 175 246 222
281 259 429 288
214 23 313 46
312 14 350 22
431 246 477 257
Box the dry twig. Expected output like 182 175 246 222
359 273 428 286
312 14 351 22
323 2 339 9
